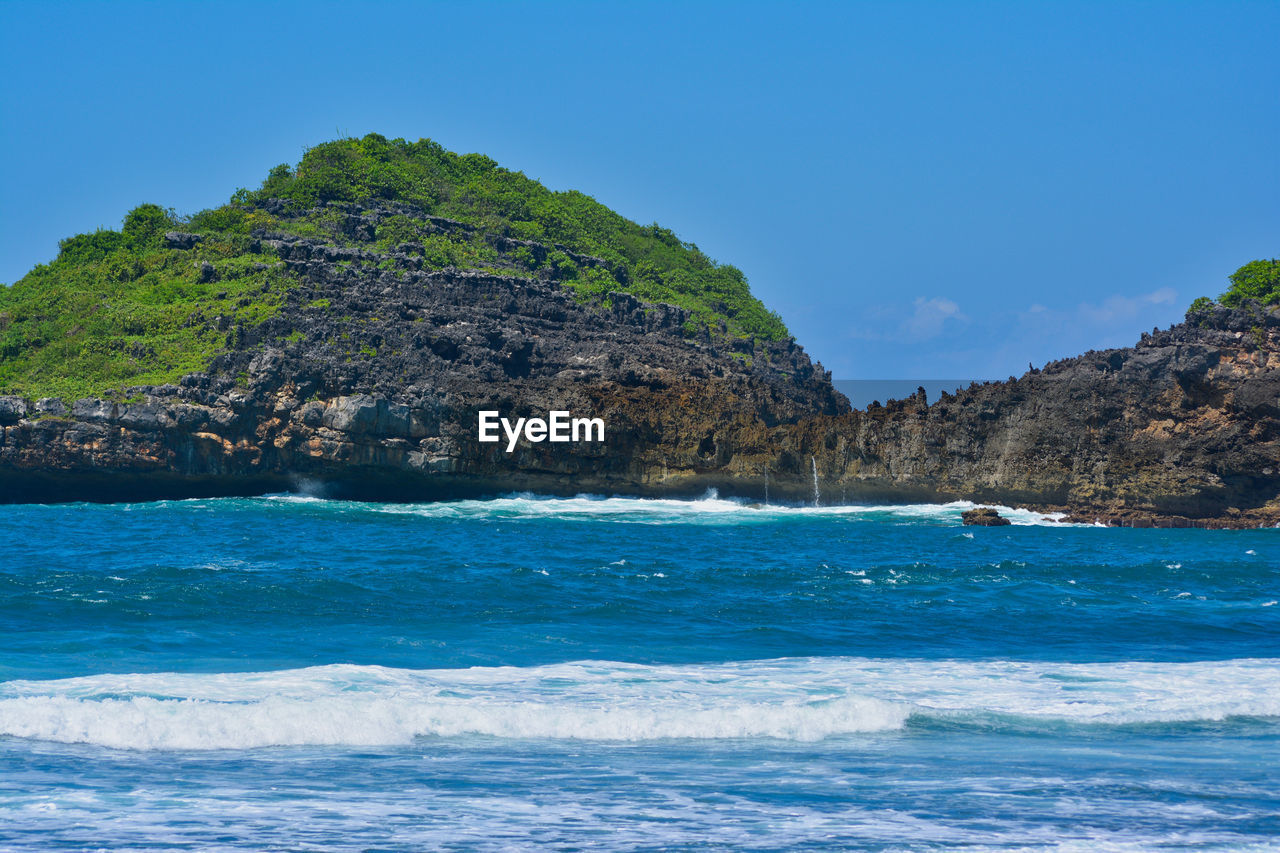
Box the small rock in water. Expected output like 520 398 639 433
961 507 1012 526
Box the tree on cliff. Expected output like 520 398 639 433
1221 259 1280 307
1189 258 1279 312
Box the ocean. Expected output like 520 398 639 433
1 493 1277 850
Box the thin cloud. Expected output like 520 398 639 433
845 297 969 343
1016 287 1179 329
904 297 967 340
1076 288 1177 326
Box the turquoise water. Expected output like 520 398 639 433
1 494 1277 850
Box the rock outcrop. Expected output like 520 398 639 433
784 301 1280 527
0 220 846 504
2 208 1277 527
961 508 1011 526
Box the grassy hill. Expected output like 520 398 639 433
0 134 788 400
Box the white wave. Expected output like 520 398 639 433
3 657 1278 751
0 661 908 750
257 491 1077 526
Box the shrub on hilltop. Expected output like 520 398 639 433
1220 259 1280 307
1189 258 1280 313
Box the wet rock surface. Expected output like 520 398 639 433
961 508 1012 526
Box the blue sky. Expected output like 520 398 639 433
1 0 1276 379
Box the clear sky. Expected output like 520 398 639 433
1 0 1276 379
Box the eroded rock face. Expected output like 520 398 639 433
785 302 1280 527
0 397 27 424
2 211 1277 527
0 224 846 504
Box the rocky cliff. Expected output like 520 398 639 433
776 301 1280 527
3 219 1277 527
0 216 847 503
2 136 1276 525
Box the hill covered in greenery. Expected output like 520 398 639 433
0 134 788 400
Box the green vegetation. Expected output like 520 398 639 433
241 134 786 338
1190 259 1280 312
0 134 788 400
1220 259 1280 307
0 206 288 400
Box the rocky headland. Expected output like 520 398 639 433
787 300 1280 528
3 243 1276 527
1 214 847 503
2 137 1276 526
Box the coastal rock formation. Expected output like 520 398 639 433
961 508 1011 527
785 301 1280 527
1 136 1276 525
3 233 1277 528
0 217 846 503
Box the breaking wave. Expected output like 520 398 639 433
3 656 1277 750
252 492 1077 526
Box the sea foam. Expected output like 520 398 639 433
2 657 1277 751
260 491 1077 526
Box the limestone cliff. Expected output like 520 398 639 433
1 137 1276 524
3 227 1277 527
779 301 1280 527
0 221 846 503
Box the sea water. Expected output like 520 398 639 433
0 493 1277 850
